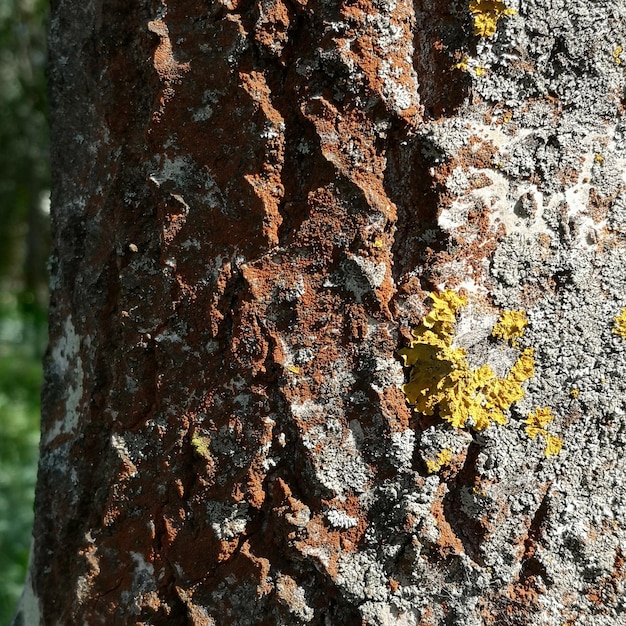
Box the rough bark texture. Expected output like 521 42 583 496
14 0 626 624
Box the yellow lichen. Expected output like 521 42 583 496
614 45 623 66
492 310 528 343
544 434 563 457
525 406 554 432
508 348 536 382
454 55 470 72
399 291 534 432
525 407 562 457
421 289 467 335
191 433 212 459
613 307 626 339
454 55 486 76
400 293 564 457
469 0 516 38
425 449 453 474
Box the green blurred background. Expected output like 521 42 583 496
0 0 49 622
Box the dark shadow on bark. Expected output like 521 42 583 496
412 0 472 120
442 441 488 567
385 128 449 289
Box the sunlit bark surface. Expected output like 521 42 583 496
14 1 626 624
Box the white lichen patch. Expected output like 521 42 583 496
205 501 250 540
351 254 387 288
45 316 84 444
289 399 320 423
438 124 620 273
110 433 139 477
148 155 229 217
301 420 372 496
370 356 404 393
360 602 420 626
275 574 315 623
292 402 372 496
387 430 415 471
277 334 314 373
325 508 359 529
340 253 388 302
336 550 388 603
419 426 473 475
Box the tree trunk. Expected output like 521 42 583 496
15 0 626 624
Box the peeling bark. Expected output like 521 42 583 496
15 0 626 624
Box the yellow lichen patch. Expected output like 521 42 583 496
492 310 528 343
613 307 626 339
469 0 516 37
544 434 563 457
191 433 212 460
454 55 470 72
525 407 562 457
614 45 623 66
454 55 486 76
399 291 534 432
425 449 452 474
508 348 535 382
525 406 554 434
421 289 467 336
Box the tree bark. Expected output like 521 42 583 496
14 0 626 624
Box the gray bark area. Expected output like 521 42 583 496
14 0 626 624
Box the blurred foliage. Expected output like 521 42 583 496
0 0 50 311
0 0 49 623
0 298 43 624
